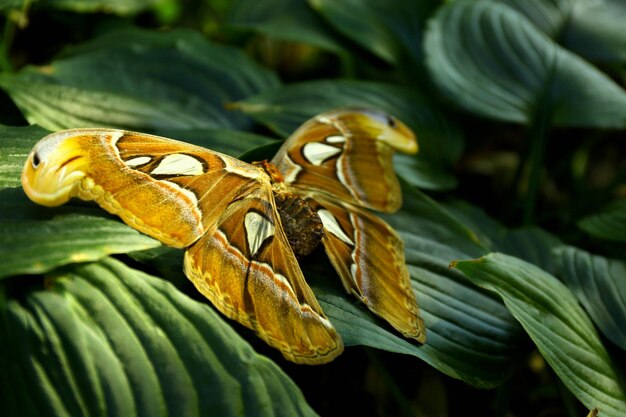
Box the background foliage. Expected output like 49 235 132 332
1 0 625 416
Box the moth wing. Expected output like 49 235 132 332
308 196 426 343
271 109 417 213
21 128 262 248
184 183 343 364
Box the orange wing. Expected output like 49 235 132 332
271 108 417 213
21 128 260 248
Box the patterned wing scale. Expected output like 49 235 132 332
184 184 343 364
308 197 425 342
271 109 418 213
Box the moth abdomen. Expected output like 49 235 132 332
273 190 324 258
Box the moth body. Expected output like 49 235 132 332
273 189 324 258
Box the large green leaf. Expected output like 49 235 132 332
383 186 489 259
578 200 626 244
446 201 567 274
0 258 316 417
38 0 158 14
150 128 277 158
499 0 626 62
0 28 279 132
234 79 463 190
226 0 345 53
310 0 437 66
556 247 626 350
314 254 523 388
370 188 522 388
0 0 23 11
441 200 507 250
492 228 562 275
424 0 626 127
0 188 161 279
444 201 563 274
0 124 48 188
454 253 626 416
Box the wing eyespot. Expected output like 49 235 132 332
31 152 41 169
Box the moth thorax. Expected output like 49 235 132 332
254 160 284 183
274 191 324 258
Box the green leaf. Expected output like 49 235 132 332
386 191 523 388
321 188 521 388
0 0 23 11
152 128 277 158
0 257 316 417
128 246 189 291
0 28 279 132
444 200 563 274
424 0 626 128
394 153 457 191
500 0 626 62
235 79 463 190
384 186 489 259
310 0 437 65
315 254 523 388
454 253 626 416
226 0 345 53
578 200 626 244
441 200 507 251
0 188 161 279
556 246 626 350
0 124 48 189
38 0 159 14
492 228 562 275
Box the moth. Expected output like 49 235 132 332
21 108 426 364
